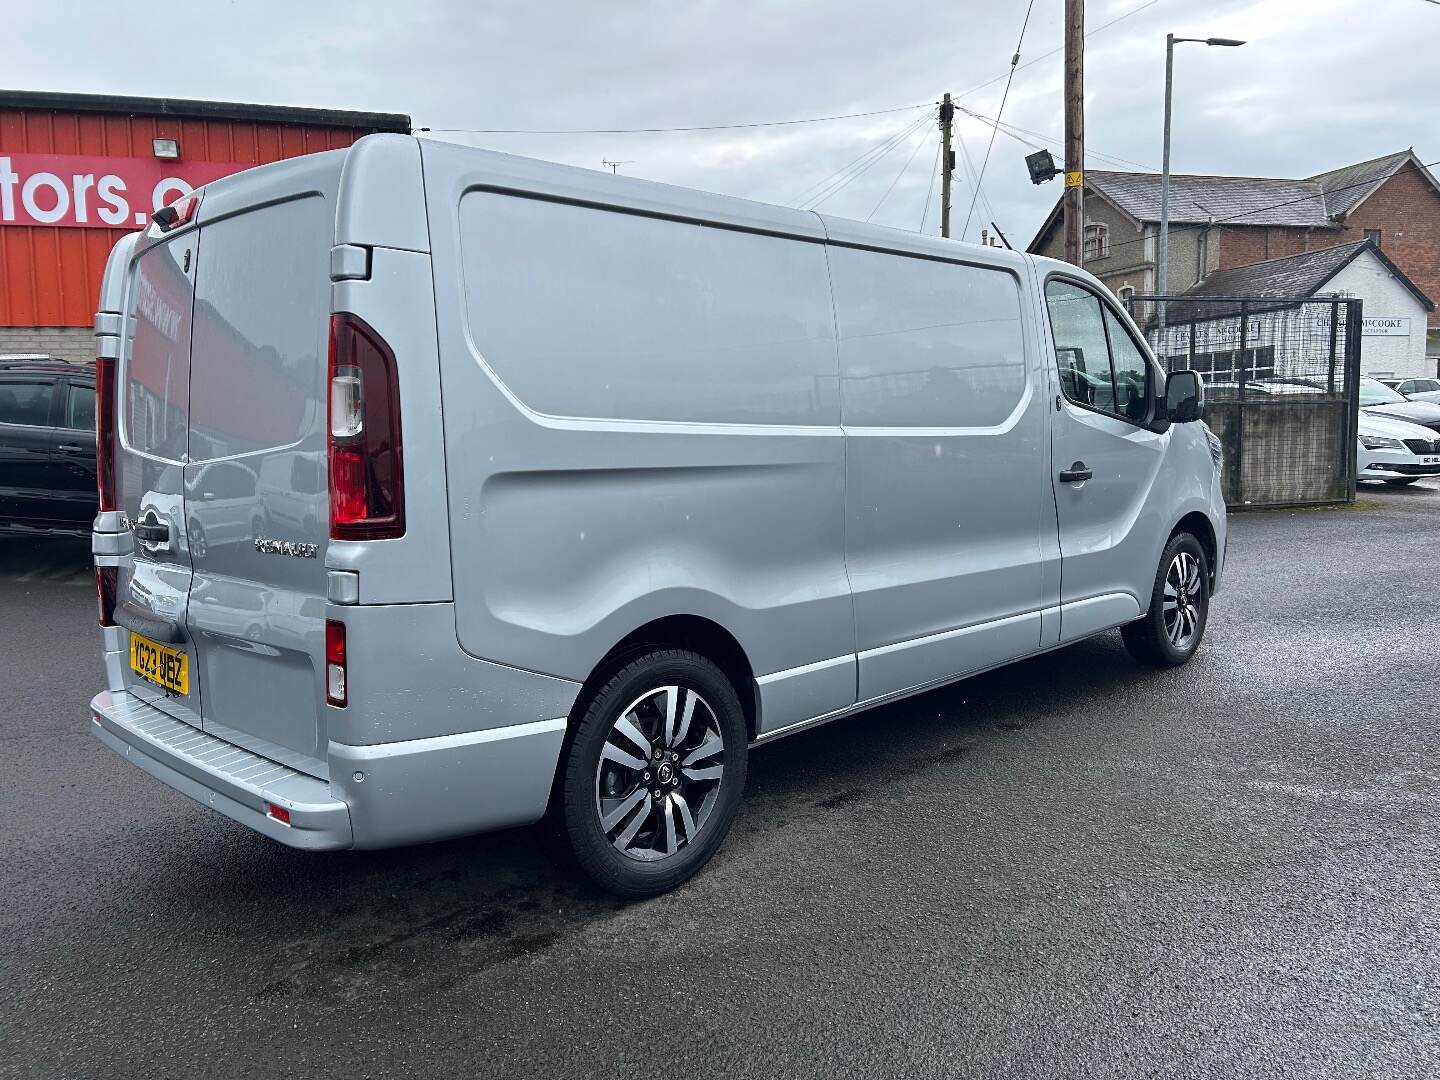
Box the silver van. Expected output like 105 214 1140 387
89 135 1226 897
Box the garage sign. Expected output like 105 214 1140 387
0 153 247 229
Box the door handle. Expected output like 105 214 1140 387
1059 462 1094 484
133 521 171 543
58 442 91 453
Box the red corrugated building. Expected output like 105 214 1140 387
0 89 410 362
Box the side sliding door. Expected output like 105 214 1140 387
829 238 1059 703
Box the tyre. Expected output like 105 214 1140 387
1121 532 1210 668
560 649 748 898
1384 478 1419 487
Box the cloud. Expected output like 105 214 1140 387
10 0 1440 247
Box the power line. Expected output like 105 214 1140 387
964 0 1037 238
420 0 1166 144
919 141 942 234
800 111 935 210
793 112 933 209
423 102 930 136
808 112 933 210
783 107 934 207
957 105 1155 172
867 121 931 222
952 122 997 241
955 0 1167 101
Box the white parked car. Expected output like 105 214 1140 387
1358 411 1440 486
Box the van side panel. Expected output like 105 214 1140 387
422 141 856 727
821 227 1060 703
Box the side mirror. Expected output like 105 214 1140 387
1165 369 1205 423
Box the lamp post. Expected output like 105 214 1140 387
1158 34 1245 362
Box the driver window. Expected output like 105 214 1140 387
1045 281 1113 411
1104 306 1150 422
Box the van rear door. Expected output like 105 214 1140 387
115 226 201 724
183 167 338 778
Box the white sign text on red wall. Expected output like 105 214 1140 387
0 153 247 229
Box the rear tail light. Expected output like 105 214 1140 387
95 565 118 626
95 356 118 512
325 619 347 707
266 803 292 825
327 313 404 540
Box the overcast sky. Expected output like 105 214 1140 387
12 0 1440 246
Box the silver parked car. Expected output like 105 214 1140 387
1379 377 1440 404
89 136 1227 896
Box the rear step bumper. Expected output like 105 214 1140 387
91 690 353 850
91 689 571 850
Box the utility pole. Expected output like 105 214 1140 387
939 92 955 238
1063 0 1085 265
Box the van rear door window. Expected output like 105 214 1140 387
189 196 330 462
124 241 194 461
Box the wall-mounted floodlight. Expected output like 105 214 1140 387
1026 149 1061 186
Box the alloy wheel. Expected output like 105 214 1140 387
594 685 726 862
1162 551 1203 650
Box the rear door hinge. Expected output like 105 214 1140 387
330 244 372 282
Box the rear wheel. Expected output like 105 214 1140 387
1384 478 1420 487
561 649 748 898
1121 533 1210 668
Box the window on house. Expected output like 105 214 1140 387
1364 229 1381 248
1083 223 1109 261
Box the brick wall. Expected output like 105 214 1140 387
0 326 92 363
1215 225 1328 268
1340 161 1440 329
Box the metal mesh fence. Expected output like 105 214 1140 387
1124 295 1363 508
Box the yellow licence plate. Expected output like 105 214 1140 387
129 632 189 696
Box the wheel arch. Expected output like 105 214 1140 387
1170 510 1218 588
571 614 759 742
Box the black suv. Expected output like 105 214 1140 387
0 358 97 535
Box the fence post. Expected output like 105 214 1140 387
1235 300 1248 504
1327 299 1339 395
1343 298 1363 502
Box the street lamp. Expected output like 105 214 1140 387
1158 34 1245 361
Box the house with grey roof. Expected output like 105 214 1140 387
1028 150 1440 368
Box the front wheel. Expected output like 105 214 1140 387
1122 533 1210 668
560 649 748 898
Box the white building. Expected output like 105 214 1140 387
1145 240 1435 382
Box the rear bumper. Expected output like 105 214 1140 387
91 689 568 850
91 690 353 849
